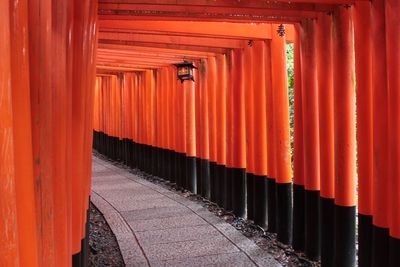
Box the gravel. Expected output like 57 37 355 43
89 203 125 267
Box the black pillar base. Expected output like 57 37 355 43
210 161 218 203
293 184 305 251
200 159 211 199
254 175 267 228
246 173 255 221
231 168 246 218
390 236 400 267
267 178 276 233
305 189 321 261
372 225 389 267
276 183 293 245
196 158 202 196
321 197 335 267
358 214 372 267
216 164 227 207
334 205 355 267
72 206 89 267
224 167 233 211
186 156 197 193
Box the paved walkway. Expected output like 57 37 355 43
91 155 281 267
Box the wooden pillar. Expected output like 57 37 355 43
292 24 305 252
353 3 374 266
271 24 293 245
185 79 197 193
0 2 19 265
265 39 277 233
215 54 227 206
195 63 203 195
332 6 356 267
300 19 321 261
371 1 390 266
244 45 255 220
208 57 218 202
386 1 400 266
252 41 269 228
317 13 335 267
231 48 247 218
199 59 211 199
29 0 57 263
9 0 40 266
51 0 71 264
225 51 234 210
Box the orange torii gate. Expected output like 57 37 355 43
1 1 399 267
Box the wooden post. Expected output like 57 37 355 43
353 3 374 266
300 19 321 261
252 41 269 228
293 24 305 252
317 13 335 267
332 6 356 267
386 1 400 266
371 1 390 266
271 24 293 245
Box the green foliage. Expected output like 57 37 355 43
286 43 294 89
286 43 295 168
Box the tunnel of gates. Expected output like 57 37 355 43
92 2 400 267
0 1 399 267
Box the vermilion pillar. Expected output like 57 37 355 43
168 67 177 182
244 45 255 220
185 79 197 193
231 48 247 217
316 13 335 267
300 19 321 260
386 1 400 266
0 2 19 265
9 1 40 266
265 39 277 233
195 64 203 194
207 57 218 202
252 41 269 228
29 0 57 263
225 51 234 210
293 24 305 252
52 0 72 264
353 3 374 266
215 54 227 207
199 59 211 199
271 25 292 245
371 1 390 266
332 6 356 267
178 73 187 189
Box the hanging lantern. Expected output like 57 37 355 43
277 24 285 37
175 61 196 83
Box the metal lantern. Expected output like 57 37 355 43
175 61 196 83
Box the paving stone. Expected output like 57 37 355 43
91 155 282 267
150 252 257 267
113 197 180 212
121 206 192 221
142 236 240 261
98 190 163 202
135 224 220 245
126 214 207 232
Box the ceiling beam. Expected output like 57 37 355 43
98 43 219 57
99 31 248 48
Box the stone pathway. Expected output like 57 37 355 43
91 155 282 267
